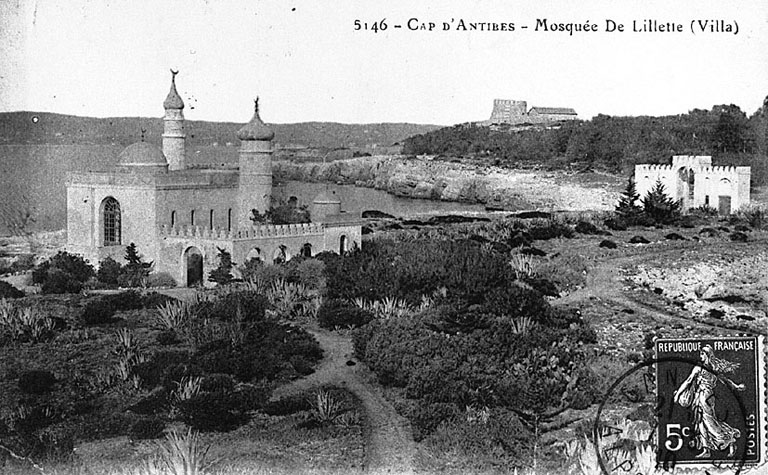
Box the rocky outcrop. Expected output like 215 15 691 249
629 254 768 327
274 156 619 211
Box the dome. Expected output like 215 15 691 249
163 70 185 110
118 142 168 167
236 98 275 141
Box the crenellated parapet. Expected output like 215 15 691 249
159 222 325 241
635 164 674 173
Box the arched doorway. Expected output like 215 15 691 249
272 245 289 264
246 247 262 263
184 246 203 287
339 235 348 254
301 243 312 258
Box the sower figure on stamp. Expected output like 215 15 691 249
673 345 746 458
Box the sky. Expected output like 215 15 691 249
1 0 767 125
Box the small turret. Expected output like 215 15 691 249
236 98 275 141
162 69 186 171
311 190 341 222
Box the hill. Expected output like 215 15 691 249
403 104 768 184
0 111 441 149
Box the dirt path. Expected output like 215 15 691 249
271 328 416 475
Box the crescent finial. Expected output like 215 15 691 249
170 69 179 77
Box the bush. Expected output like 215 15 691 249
263 394 313 416
730 231 749 242
103 290 144 311
574 220 603 235
41 268 84 294
664 233 686 241
18 370 57 394
96 257 122 287
146 272 178 288
598 239 618 249
317 299 374 329
129 417 166 440
132 349 193 389
143 292 179 309
176 391 249 432
33 252 94 288
80 298 120 325
629 235 650 244
202 290 268 322
0 280 24 298
288 258 327 290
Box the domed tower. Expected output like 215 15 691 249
162 70 186 171
311 190 341 222
116 142 169 174
236 98 274 229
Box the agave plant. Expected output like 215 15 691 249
510 316 534 335
311 390 343 424
509 254 537 280
155 300 193 331
158 427 211 475
173 376 203 404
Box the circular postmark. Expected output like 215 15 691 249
592 342 761 475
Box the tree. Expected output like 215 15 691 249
711 104 750 154
615 176 643 224
642 180 681 225
208 247 235 285
97 256 123 287
118 243 153 287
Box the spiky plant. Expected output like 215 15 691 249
158 428 211 475
509 254 537 280
311 390 343 424
156 300 193 331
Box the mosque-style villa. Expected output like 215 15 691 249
66 71 361 286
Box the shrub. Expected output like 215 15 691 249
146 272 178 288
318 299 374 329
0 280 24 299
96 257 122 287
80 298 119 325
103 290 144 311
599 239 618 249
604 216 628 231
132 349 193 389
574 220 603 235
288 258 327 291
730 231 749 242
176 391 249 432
18 370 57 394
41 268 84 294
664 233 686 241
32 251 94 288
143 292 179 309
629 235 650 244
203 290 268 322
129 417 166 440
157 329 181 346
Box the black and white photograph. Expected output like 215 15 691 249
1 1 767 473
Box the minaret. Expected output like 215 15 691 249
162 69 186 171
236 97 274 229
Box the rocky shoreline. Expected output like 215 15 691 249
273 156 621 212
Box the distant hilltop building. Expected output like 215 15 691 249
635 155 750 215
66 71 361 287
485 99 578 125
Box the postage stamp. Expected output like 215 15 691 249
655 336 767 471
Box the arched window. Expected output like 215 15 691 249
190 210 195 226
171 210 176 227
209 209 214 230
301 243 312 258
339 235 348 254
227 209 232 231
102 197 121 246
